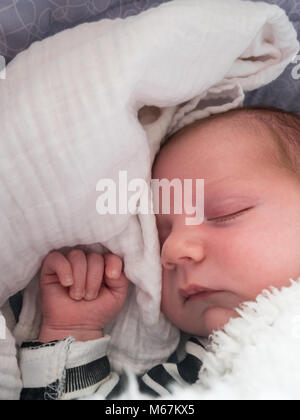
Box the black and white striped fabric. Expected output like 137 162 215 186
138 337 206 398
19 335 115 400
19 335 207 400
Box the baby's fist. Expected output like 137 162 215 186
39 250 130 342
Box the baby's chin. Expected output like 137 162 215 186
186 306 240 337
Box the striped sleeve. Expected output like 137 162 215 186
19 335 121 400
137 336 207 398
19 335 207 400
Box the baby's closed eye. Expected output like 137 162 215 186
206 207 254 224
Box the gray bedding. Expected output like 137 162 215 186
244 0 300 112
0 0 172 64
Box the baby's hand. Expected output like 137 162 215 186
38 250 130 342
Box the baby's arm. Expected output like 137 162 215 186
19 250 129 400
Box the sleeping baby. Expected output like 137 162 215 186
19 106 300 400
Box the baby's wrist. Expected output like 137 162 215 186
38 326 103 343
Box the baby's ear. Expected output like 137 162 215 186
138 106 161 125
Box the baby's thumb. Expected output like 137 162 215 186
41 252 73 287
105 271 130 296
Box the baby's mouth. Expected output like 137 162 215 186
187 290 223 302
179 285 223 302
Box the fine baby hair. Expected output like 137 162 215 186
162 106 300 176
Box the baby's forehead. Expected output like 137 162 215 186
177 112 274 147
157 112 280 171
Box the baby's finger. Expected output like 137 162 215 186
104 253 122 277
104 254 127 290
41 252 73 287
85 253 105 301
105 271 130 300
67 249 87 301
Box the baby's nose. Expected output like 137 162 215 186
161 236 205 270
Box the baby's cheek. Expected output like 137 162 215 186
218 232 265 295
203 307 239 335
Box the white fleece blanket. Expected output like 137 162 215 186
0 0 299 400
113 280 300 400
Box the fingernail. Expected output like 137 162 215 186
64 277 73 286
109 270 119 278
72 290 83 300
85 292 96 301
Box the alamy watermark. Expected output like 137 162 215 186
0 55 6 80
0 315 6 340
96 171 204 226
291 54 300 80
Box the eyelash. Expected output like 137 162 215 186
159 207 253 247
207 207 253 224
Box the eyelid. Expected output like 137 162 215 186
207 207 253 223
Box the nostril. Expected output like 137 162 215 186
163 261 175 270
181 257 193 262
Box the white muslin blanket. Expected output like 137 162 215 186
0 0 298 399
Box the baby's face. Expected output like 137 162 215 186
152 116 300 337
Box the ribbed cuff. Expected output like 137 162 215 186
20 335 111 400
